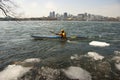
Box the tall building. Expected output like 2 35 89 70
64 12 67 19
84 13 88 21
77 14 84 20
49 11 55 18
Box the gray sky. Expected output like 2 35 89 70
0 0 120 17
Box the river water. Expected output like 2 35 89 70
0 21 120 80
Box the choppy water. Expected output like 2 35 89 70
0 21 120 80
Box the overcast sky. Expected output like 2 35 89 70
0 0 120 17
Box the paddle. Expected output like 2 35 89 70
50 31 74 38
70 35 77 39
50 31 58 35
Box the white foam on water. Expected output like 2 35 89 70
87 52 104 60
0 64 31 80
23 58 41 63
62 66 91 80
115 63 120 71
89 41 110 47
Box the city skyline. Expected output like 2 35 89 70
0 0 120 18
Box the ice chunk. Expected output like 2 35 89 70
114 51 120 55
89 41 110 47
115 63 120 70
87 52 104 60
70 54 79 60
23 58 41 63
112 56 120 63
0 64 31 80
62 66 91 80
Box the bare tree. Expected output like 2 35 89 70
0 0 18 17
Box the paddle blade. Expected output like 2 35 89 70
70 35 77 39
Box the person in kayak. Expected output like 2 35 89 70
56 29 66 39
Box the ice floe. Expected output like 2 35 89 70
114 51 120 55
112 51 120 63
13 58 41 67
115 63 120 71
62 66 91 80
67 40 79 44
112 56 120 63
0 64 31 80
89 41 110 47
87 52 104 60
0 58 41 80
23 58 41 63
70 54 80 60
70 52 104 61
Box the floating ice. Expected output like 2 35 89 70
87 52 104 60
114 51 120 55
112 56 120 63
0 58 41 80
89 41 110 47
67 40 79 44
23 58 41 63
70 54 79 60
62 66 91 80
115 63 120 71
0 64 31 80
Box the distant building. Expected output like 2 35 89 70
64 12 68 19
117 17 120 21
77 13 88 21
47 11 119 21
84 13 88 21
49 11 55 18
56 13 62 20
77 14 84 20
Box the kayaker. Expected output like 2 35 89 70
56 29 66 39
